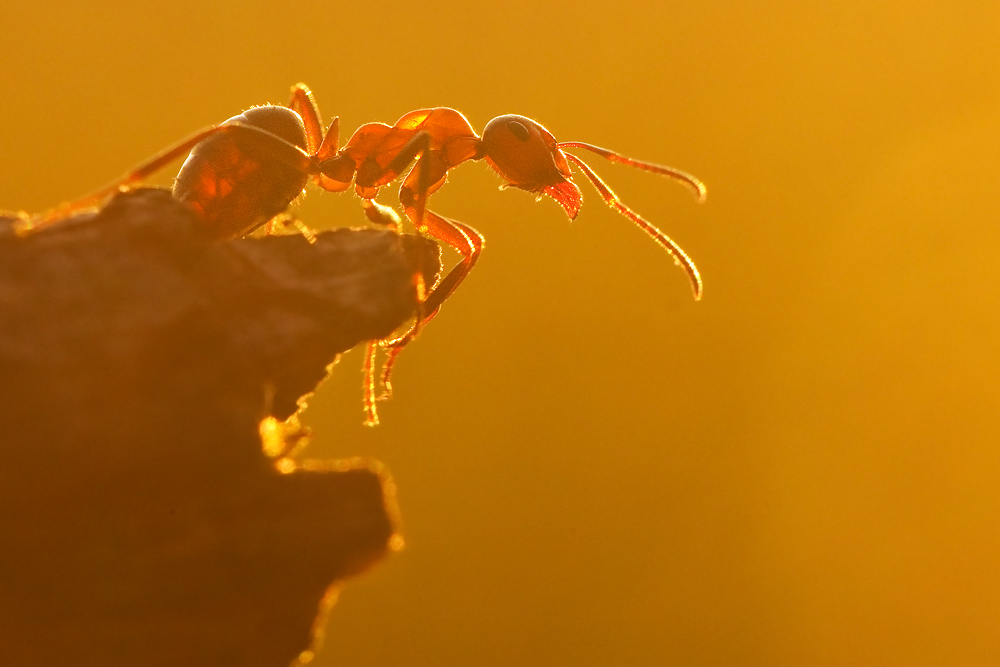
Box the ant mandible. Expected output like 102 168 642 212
28 83 706 425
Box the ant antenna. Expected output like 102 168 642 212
557 142 707 203
560 151 703 300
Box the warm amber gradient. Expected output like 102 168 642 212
4 1 999 664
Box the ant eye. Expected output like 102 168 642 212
507 120 530 142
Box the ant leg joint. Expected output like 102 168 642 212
361 200 402 229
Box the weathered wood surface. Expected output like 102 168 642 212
0 189 438 666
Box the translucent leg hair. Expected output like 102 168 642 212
561 151 703 300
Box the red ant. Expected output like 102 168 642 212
29 83 706 425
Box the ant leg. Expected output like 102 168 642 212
316 116 339 162
288 83 340 187
382 131 441 309
562 151 703 300
378 208 483 400
399 209 483 319
264 213 317 243
385 132 433 218
360 199 402 231
288 83 324 156
354 198 406 419
367 132 483 400
361 339 381 427
289 218 318 243
31 123 314 230
30 125 223 229
289 82 339 163
264 214 285 235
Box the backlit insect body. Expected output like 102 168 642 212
327 106 707 307
31 85 479 425
30 83 706 424
327 106 707 391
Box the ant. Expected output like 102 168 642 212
28 83 706 425
29 84 477 426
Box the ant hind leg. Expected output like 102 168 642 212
29 125 227 230
30 123 315 232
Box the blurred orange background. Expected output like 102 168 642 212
4 0 999 664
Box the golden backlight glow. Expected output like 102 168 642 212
259 416 285 459
3 0 1000 665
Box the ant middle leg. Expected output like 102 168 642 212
393 132 483 318
380 134 485 398
356 131 484 408
377 208 483 400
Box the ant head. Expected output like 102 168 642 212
482 115 582 218
481 115 569 189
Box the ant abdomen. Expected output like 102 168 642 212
173 106 310 238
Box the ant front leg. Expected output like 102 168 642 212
372 132 484 400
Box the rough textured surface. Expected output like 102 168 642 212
0 189 439 666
